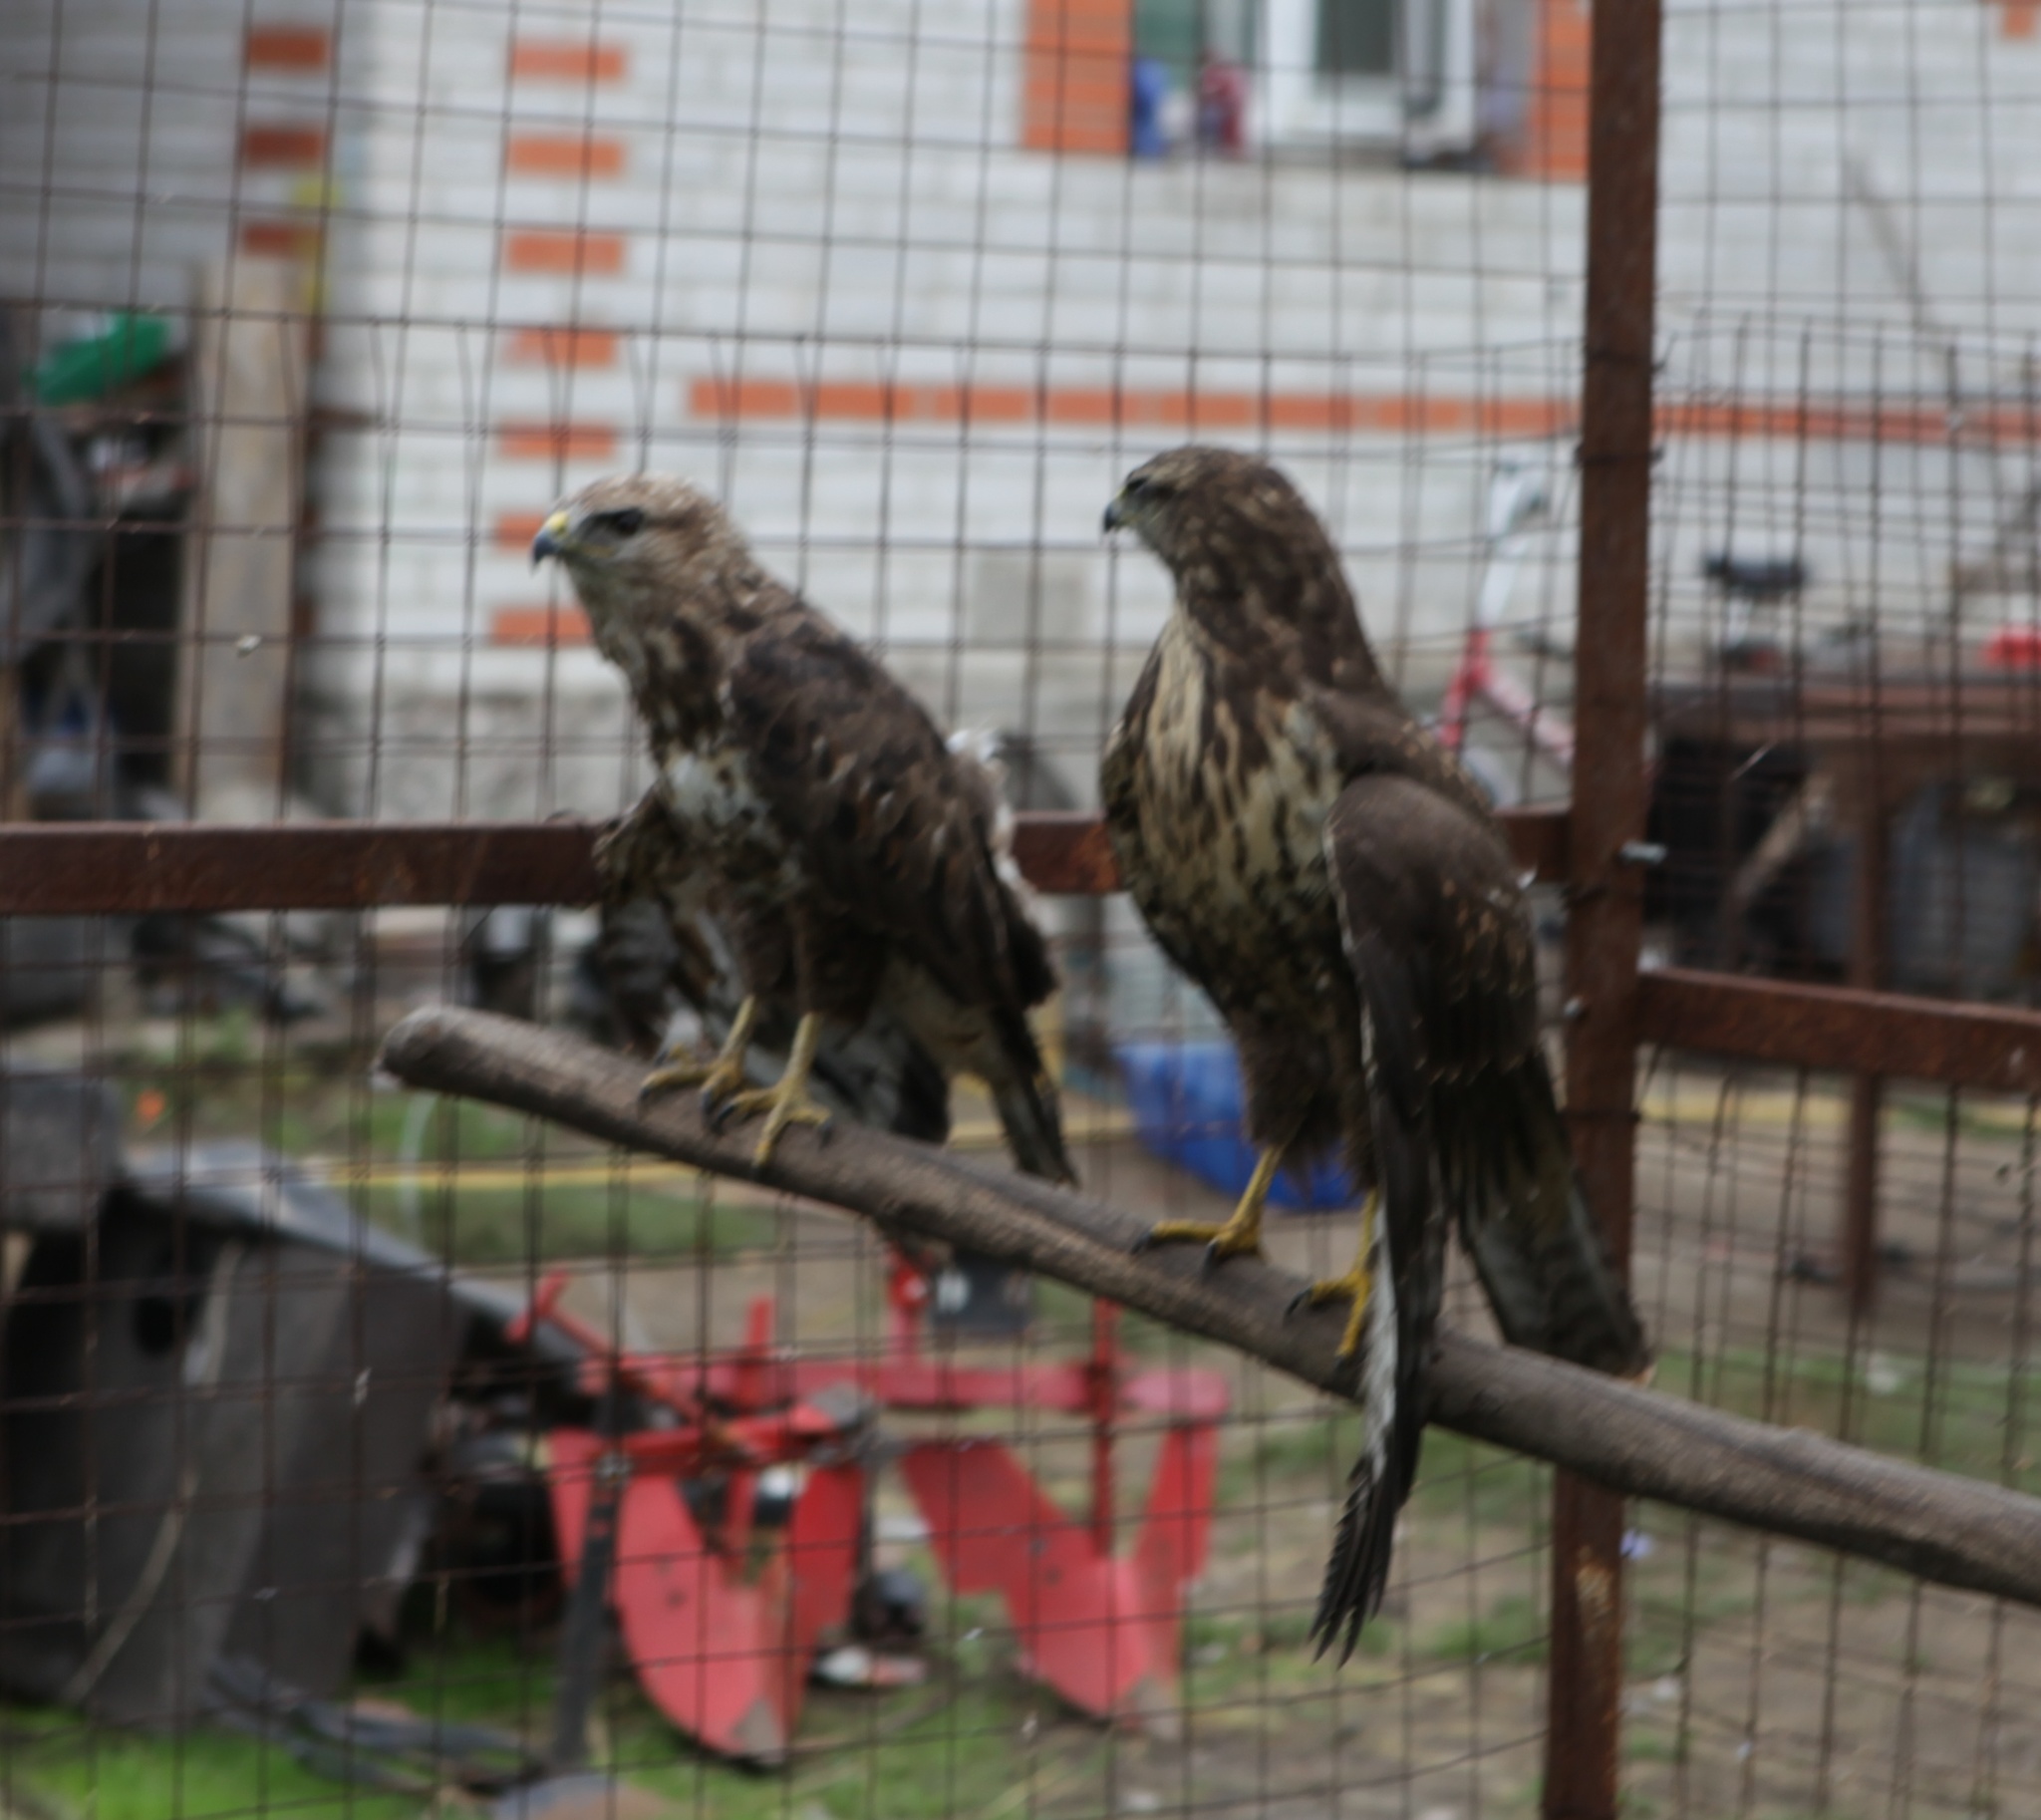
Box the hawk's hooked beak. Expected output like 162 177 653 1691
1102 493 1127 535
530 510 572 568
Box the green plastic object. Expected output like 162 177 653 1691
30 313 173 405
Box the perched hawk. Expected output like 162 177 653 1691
588 786 953 1147
533 475 1071 1184
1101 447 1647 1659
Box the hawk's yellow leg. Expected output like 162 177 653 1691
638 995 758 1106
1135 1145 1283 1264
1295 1189 1379 1359
709 1010 832 1166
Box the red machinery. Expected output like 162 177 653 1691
520 1257 1229 1761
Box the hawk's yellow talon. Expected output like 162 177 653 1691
641 1052 746 1103
1136 1146 1283 1263
639 996 759 1106
707 1011 831 1166
1298 1190 1380 1360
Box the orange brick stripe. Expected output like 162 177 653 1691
505 134 627 179
506 327 621 368
497 423 620 460
492 604 594 646
509 38 629 83
1500 0 1591 182
1659 397 2040 448
2004 2 2040 37
245 25 331 72
689 377 1576 439
1022 0 1130 155
240 125 328 168
493 512 549 551
502 230 628 275
238 218 322 258
691 378 2041 450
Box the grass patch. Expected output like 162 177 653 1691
1625 1721 1687 1766
0 1711 421 1820
1177 1600 1397 1704
1409 1427 1553 1531
118 1040 785 1267
0 1620 1109 1820
1215 1404 1553 1535
1215 1408 1359 1506
1418 1590 1547 1667
358 1171 770 1268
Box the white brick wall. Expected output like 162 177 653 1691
6 0 2039 816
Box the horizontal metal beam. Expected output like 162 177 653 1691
1638 966 2041 1097
1009 810 1121 896
0 821 602 915
9 813 2039 1096
0 805 1571 915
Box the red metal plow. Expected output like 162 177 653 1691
522 1259 1229 1760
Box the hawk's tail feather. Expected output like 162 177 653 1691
991 1068 1074 1184
1312 1453 1397 1666
1309 1189 1409 1665
1449 1061 1649 1377
988 1007 1077 1185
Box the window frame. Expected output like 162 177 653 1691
1256 0 1480 155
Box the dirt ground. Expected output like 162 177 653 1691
529 1064 2041 1820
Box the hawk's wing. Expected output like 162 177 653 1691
1325 770 1648 1372
725 609 1071 1183
1309 773 1454 1659
593 789 954 1141
1312 767 1648 1658
726 609 1055 1016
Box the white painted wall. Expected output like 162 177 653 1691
5 0 2039 820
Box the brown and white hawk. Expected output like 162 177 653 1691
533 475 1071 1185
1101 446 1647 1659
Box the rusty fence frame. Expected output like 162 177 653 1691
11 6 2033 1809
9 812 2036 1106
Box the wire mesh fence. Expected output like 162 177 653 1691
2 1 2041 1817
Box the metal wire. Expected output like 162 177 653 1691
3 2 2041 1817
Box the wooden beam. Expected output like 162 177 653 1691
176 259 309 817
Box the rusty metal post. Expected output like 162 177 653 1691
1547 0 1662 1816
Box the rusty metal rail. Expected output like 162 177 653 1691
0 820 604 915
12 810 2041 1085
0 807 1564 912
12 810 2041 1106
1636 968 2041 1097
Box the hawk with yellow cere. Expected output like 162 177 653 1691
1101 447 1646 1659
534 475 1071 1186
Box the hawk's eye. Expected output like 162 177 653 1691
604 508 646 536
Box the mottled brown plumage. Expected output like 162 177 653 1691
589 788 954 1144
535 474 1070 1183
1102 447 1646 1660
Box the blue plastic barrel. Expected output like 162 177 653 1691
1114 1040 1357 1211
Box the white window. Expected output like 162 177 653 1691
1131 0 1483 158
1261 0 1478 154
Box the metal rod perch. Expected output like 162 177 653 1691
380 1005 2041 1615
